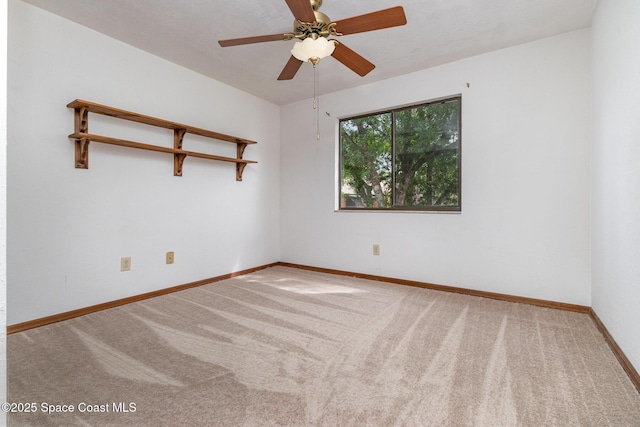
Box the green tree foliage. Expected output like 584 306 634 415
340 98 460 209
394 100 460 207
340 113 392 207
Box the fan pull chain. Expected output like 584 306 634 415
313 64 320 140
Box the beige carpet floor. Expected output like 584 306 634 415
8 266 640 426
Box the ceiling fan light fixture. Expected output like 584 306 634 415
291 36 336 65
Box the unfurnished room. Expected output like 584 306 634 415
1 0 639 425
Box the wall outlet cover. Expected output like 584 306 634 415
121 257 131 271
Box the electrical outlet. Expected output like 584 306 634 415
121 257 131 271
166 251 174 264
373 244 380 256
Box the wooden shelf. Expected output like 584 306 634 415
67 99 257 181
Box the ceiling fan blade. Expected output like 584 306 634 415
285 0 316 22
278 56 303 80
219 33 287 47
334 6 407 35
331 42 375 77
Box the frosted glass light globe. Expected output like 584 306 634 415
291 37 336 65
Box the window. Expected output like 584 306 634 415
339 96 461 211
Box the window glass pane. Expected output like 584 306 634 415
394 99 460 208
338 96 460 212
340 113 392 208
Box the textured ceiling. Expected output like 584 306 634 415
21 0 596 105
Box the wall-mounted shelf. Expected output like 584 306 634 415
67 99 257 181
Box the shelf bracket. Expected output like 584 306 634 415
173 128 187 176
74 107 90 169
174 153 187 176
236 162 247 182
75 138 90 169
236 143 249 181
237 142 248 160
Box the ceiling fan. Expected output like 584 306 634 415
218 0 407 81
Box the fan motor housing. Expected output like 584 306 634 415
293 6 335 40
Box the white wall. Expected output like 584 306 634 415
7 0 280 325
280 29 591 305
591 0 640 370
